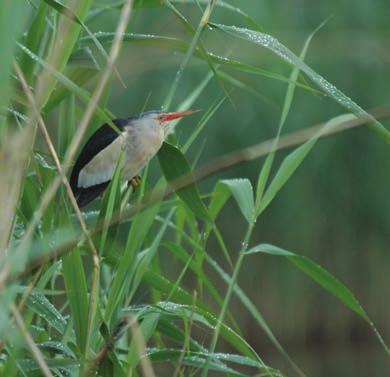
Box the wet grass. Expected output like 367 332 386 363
0 1 389 376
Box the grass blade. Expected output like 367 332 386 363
19 2 48 84
259 114 356 214
62 249 89 351
246 243 390 354
158 142 210 222
0 1 27 129
211 23 390 143
219 179 255 224
163 0 218 110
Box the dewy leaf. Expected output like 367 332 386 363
279 18 329 129
27 292 67 334
255 20 327 217
219 179 255 224
211 23 390 143
146 348 276 373
131 301 263 362
158 142 210 222
246 243 390 354
79 32 316 92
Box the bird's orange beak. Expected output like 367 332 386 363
158 110 198 122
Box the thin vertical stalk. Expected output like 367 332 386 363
201 222 254 377
12 305 54 377
163 0 217 110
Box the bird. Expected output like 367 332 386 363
70 110 194 208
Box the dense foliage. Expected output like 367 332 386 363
0 1 389 376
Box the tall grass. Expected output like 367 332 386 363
0 1 389 376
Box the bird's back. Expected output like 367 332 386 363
70 118 129 207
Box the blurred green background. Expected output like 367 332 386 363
45 0 389 375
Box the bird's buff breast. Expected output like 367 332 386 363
122 127 163 180
77 127 163 188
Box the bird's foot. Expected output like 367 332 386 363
128 175 142 191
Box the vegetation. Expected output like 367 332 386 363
0 0 389 376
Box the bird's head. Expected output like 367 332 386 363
133 110 196 136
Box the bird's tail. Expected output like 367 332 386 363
74 182 110 208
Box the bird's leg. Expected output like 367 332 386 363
128 175 142 191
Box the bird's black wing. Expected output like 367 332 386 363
73 182 110 208
70 118 128 207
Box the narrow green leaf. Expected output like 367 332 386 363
165 242 228 312
127 313 160 367
0 0 27 129
158 142 210 222
123 188 162 264
105 210 173 325
94 0 261 29
211 23 390 143
279 19 328 130
147 348 278 374
43 0 83 24
131 301 263 362
38 341 74 357
219 179 255 224
45 68 99 112
246 243 390 353
171 70 214 138
37 0 94 110
62 249 89 350
148 349 247 376
207 182 230 223
165 0 232 107
27 292 67 334
42 0 124 84
129 210 175 299
259 139 316 213
205 253 305 377
9 226 78 276
79 32 317 93
58 95 76 158
17 43 115 125
143 270 206 309
157 319 204 352
183 95 226 153
98 151 125 255
163 0 217 110
105 182 163 323
0 285 18 337
217 70 273 106
19 2 48 83
203 181 235 265
36 260 63 290
255 19 328 217
254 153 274 215
259 114 356 214
18 357 79 372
